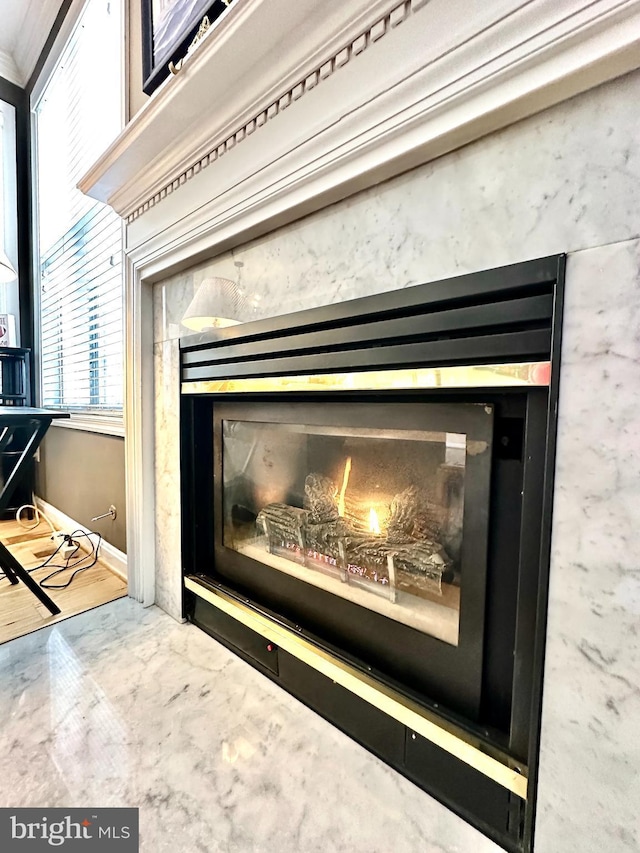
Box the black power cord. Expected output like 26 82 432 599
0 528 103 587
37 529 103 589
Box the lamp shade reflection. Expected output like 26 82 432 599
0 249 17 283
181 277 246 331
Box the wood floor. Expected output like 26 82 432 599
0 517 127 645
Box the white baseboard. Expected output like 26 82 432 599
34 497 128 582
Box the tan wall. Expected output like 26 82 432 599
35 427 127 553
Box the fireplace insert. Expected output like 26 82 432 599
180 255 564 853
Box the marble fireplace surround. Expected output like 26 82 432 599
80 2 640 851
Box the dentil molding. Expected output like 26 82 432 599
80 0 640 277
122 0 423 226
80 0 407 213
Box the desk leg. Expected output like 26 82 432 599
2 560 19 584
0 420 50 513
0 540 60 615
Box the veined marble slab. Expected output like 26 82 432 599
535 237 640 853
153 339 183 622
0 598 501 853
155 70 640 344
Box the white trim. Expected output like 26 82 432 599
116 0 640 278
81 0 401 211
123 255 156 605
0 48 21 87
82 0 640 231
34 496 128 581
29 0 87 109
49 414 125 438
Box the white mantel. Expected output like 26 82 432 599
82 0 640 269
79 2 640 851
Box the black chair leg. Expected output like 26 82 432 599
2 561 19 584
0 415 61 617
0 540 60 615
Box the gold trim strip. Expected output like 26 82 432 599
182 362 550 395
185 576 528 799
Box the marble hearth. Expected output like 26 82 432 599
79 1 640 848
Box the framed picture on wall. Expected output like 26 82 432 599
141 0 233 95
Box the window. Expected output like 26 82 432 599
0 98 20 331
34 0 123 419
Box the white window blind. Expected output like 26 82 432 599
0 110 4 235
35 0 123 415
0 99 20 323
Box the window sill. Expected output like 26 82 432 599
50 413 125 438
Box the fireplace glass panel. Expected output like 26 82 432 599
222 420 468 646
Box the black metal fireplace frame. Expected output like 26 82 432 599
212 398 494 719
179 254 565 853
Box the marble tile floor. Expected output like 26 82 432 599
0 597 501 853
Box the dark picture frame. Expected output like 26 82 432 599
141 0 230 95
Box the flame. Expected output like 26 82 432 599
338 457 352 517
369 507 381 535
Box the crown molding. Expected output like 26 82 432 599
80 0 409 211
0 48 21 87
81 0 640 268
123 0 423 226
10 0 66 86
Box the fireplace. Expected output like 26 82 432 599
211 399 493 718
179 255 564 852
221 404 482 650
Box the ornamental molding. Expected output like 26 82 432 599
80 0 640 272
124 0 421 225
79 0 413 216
